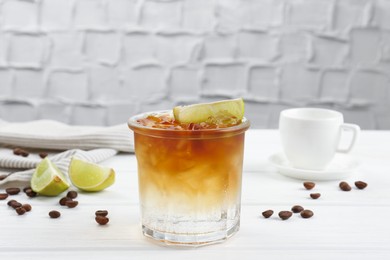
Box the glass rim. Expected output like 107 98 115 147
128 110 250 138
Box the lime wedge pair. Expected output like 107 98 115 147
31 158 115 196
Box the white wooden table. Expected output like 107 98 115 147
1 130 390 259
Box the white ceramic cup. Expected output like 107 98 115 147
279 108 360 170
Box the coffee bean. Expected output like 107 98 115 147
65 200 78 208
291 205 304 213
49 210 61 218
23 186 31 192
278 211 293 220
11 202 22 209
300 209 314 219
310 193 321 199
39 152 48 159
25 189 37 198
261 210 273 218
22 204 32 212
24 188 32 194
59 197 71 206
6 187 21 195
339 181 351 191
0 193 9 200
303 182 315 190
15 207 27 215
7 199 17 206
66 190 78 199
8 200 22 209
95 210 109 217
355 181 367 190
0 175 7 181
13 148 29 157
13 148 23 155
95 216 109 225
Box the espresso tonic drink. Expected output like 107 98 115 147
128 108 249 246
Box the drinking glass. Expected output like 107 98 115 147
128 111 250 246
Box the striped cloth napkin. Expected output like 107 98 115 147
0 119 134 185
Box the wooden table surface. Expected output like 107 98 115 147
1 130 390 260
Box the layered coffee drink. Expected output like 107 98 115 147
128 99 249 246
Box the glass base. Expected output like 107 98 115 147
142 221 240 247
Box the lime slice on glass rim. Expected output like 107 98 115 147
31 158 70 196
173 98 245 124
68 157 115 192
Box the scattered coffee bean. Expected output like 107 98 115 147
0 175 7 181
13 148 23 155
13 148 29 157
12 202 23 209
6 187 21 195
300 209 314 219
22 204 32 212
7 199 17 206
15 207 27 215
39 152 48 159
8 200 22 209
339 181 351 191
291 205 304 213
0 193 9 200
278 211 293 220
95 210 109 217
310 193 321 199
261 210 274 218
66 190 78 199
49 210 61 218
303 182 315 190
65 200 78 208
355 181 367 190
25 189 37 198
59 197 71 206
95 216 109 225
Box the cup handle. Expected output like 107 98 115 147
336 123 360 153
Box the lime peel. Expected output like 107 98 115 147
31 158 70 196
173 98 245 124
68 157 115 192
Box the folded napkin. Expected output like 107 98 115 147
0 119 134 185
0 119 133 153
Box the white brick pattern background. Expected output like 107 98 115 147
0 0 389 128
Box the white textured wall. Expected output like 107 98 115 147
0 0 389 129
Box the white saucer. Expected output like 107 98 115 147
269 153 360 181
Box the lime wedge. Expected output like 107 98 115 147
68 157 115 192
31 158 70 196
173 98 245 124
